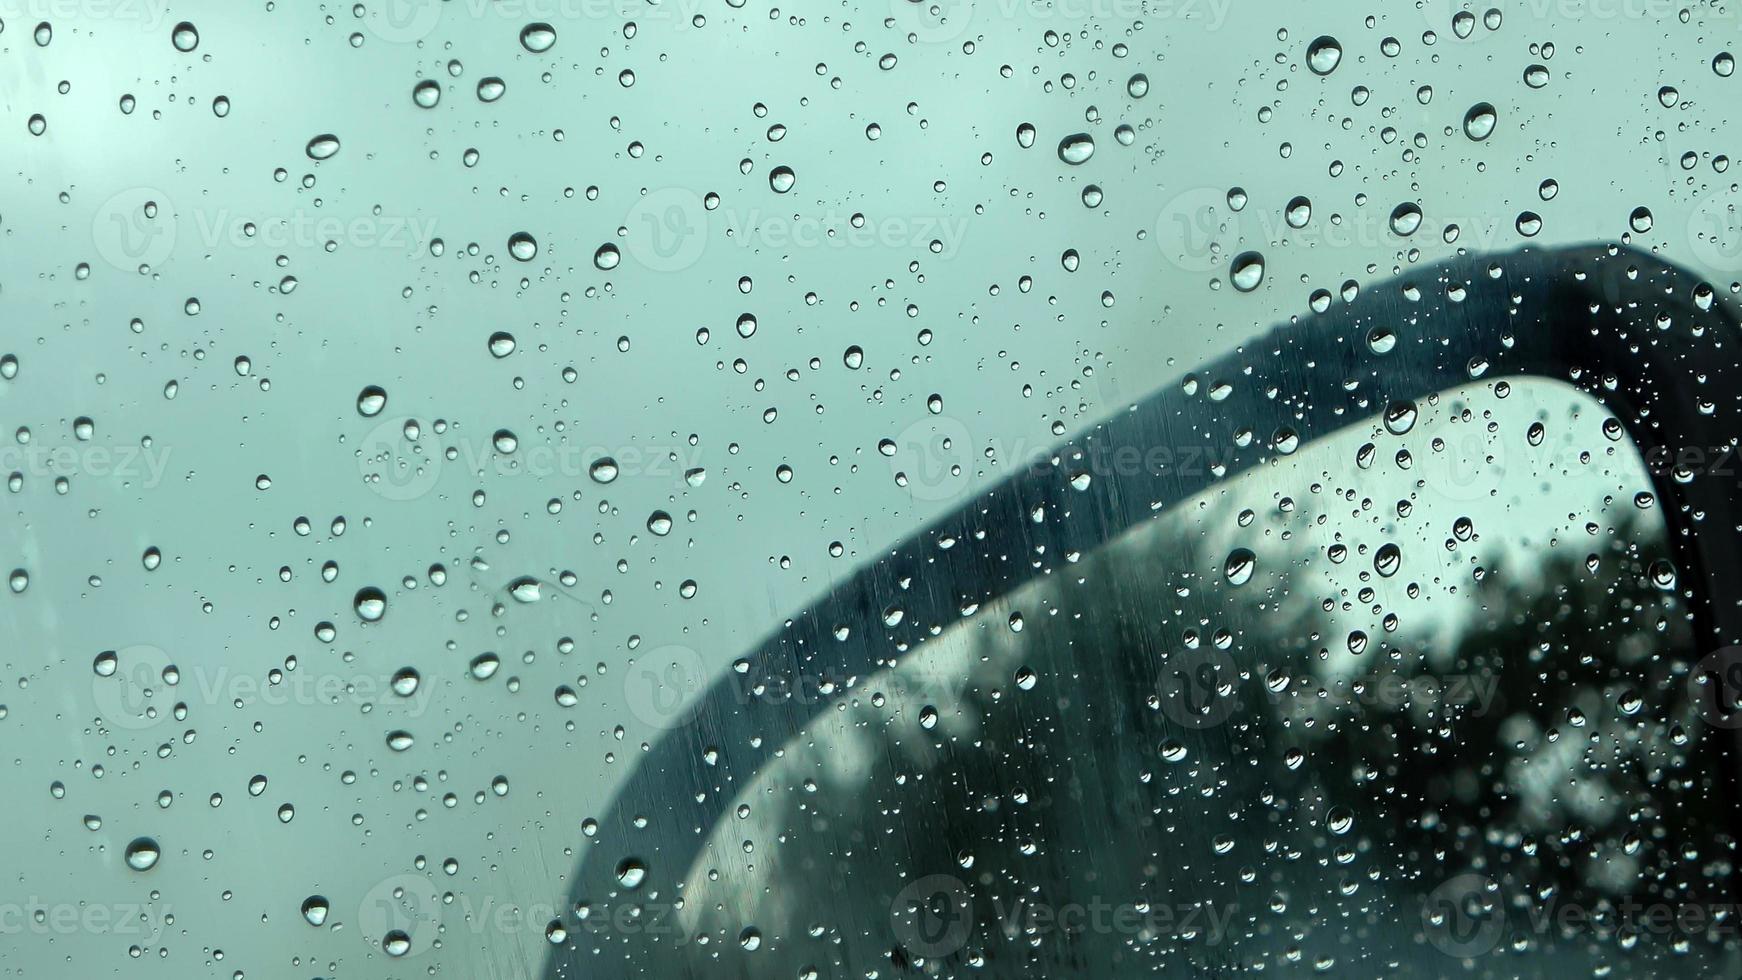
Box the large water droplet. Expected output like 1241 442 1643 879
124 837 161 871
1229 251 1265 292
508 232 538 261
305 134 341 160
1224 548 1256 586
1306 36 1342 75
1057 133 1095 165
1462 102 1497 141
1389 202 1423 236
354 586 387 622
171 21 199 52
520 23 557 52
357 385 387 417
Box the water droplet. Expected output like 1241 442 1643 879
1383 400 1418 435
1224 548 1256 586
170 21 198 52
589 458 619 483
354 587 387 622
383 931 413 956
385 730 415 752
1629 206 1653 234
357 385 387 417
1229 251 1265 292
1373 543 1401 577
520 23 556 52
298 134 342 163
1326 806 1354 835
509 577 542 603
391 668 420 697
124 837 161 871
647 511 673 536
769 166 796 193
301 895 329 926
1285 195 1311 228
1127 73 1148 98
594 243 621 270
1057 133 1095 165
1306 36 1342 76
1389 202 1423 236
412 80 442 108
616 858 647 889
476 76 505 102
507 232 538 261
488 331 516 357
1462 102 1496 141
